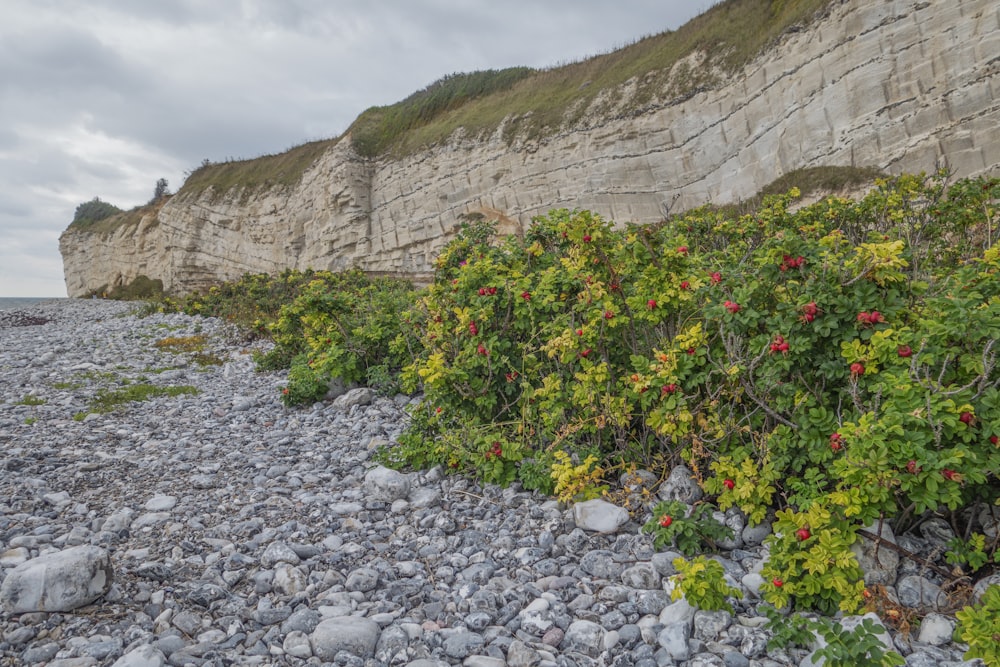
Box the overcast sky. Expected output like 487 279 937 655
0 0 713 297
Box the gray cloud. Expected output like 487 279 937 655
0 0 708 296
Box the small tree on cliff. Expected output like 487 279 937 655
150 178 170 204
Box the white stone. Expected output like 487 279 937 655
0 546 113 613
111 644 166 667
572 498 629 533
563 619 605 657
144 495 177 511
917 612 955 646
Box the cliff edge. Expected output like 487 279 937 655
60 0 1000 296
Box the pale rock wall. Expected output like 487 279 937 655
61 0 1000 296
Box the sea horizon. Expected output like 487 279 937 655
0 296 68 311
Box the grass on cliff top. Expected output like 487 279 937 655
177 0 833 198
179 138 337 199
350 0 835 157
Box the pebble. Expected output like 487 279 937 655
0 300 986 666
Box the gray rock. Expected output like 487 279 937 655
442 631 485 659
659 597 696 626
111 644 166 667
573 498 629 533
0 545 113 613
850 521 899 585
897 575 945 610
363 465 412 502
260 541 300 567
741 521 773 547
657 622 692 662
634 589 672 615
580 549 623 580
507 639 542 667
310 616 381 660
346 566 380 592
657 464 703 504
563 619 606 657
282 631 313 659
621 562 661 590
693 610 732 642
333 387 373 410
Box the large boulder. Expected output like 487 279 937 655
0 546 113 613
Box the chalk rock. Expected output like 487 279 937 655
0 546 113 613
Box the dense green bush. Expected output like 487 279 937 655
380 172 999 613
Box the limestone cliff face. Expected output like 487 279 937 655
61 0 1000 296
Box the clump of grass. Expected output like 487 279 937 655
52 381 83 390
154 335 208 353
178 139 336 201
192 353 224 367
85 384 200 415
15 395 46 406
25 417 37 425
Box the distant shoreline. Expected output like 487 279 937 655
0 296 67 311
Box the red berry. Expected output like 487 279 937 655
778 342 789 353
604 310 615 320
796 528 811 541
488 286 497 295
582 234 592 243
521 291 531 301
680 281 690 290
477 344 488 356
580 348 592 358
435 407 442 414
850 362 865 377
686 348 696 355
661 383 678 394
830 433 843 451
959 412 973 425
660 515 673 528
943 468 960 482
898 345 912 358
647 299 657 309
772 578 783 588
724 301 740 314
869 311 883 323
710 272 722 284
857 311 870 324
906 460 920 474
990 435 998 445
677 246 688 255
576 329 583 336
724 479 735 490
478 288 486 296
803 313 815 323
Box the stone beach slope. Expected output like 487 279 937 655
0 300 989 666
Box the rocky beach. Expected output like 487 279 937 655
0 300 991 666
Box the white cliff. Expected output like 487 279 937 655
61 0 1000 296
